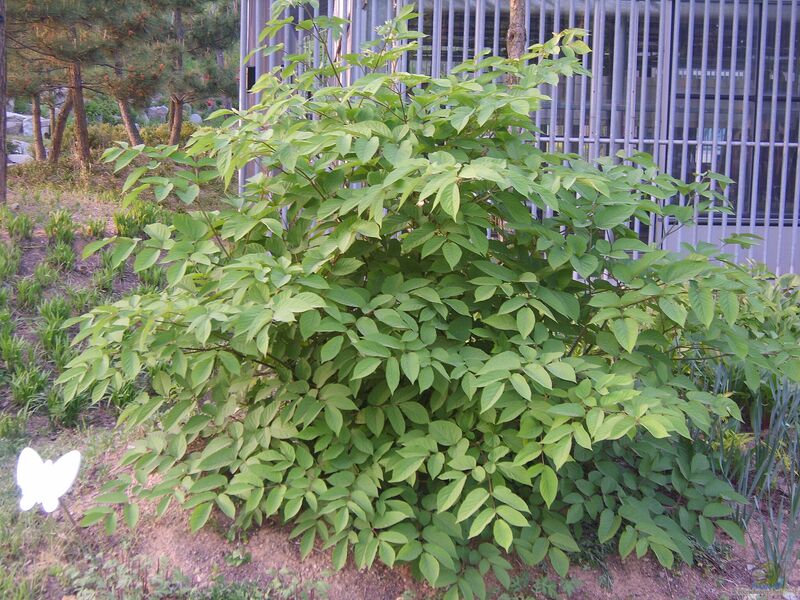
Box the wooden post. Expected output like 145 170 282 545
0 0 7 203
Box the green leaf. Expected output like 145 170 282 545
437 182 460 219
355 136 380 162
718 290 739 325
443 241 462 268
436 476 466 513
468 507 496 538
123 503 139 529
429 420 462 446
419 552 440 586
611 318 639 353
401 352 420 383
539 466 558 508
516 307 535 338
689 281 714 328
716 519 745 545
570 254 598 278
320 336 344 363
524 363 552 390
385 357 400 394
189 502 213 533
509 373 531 400
658 297 687 326
352 357 382 379
619 526 637 558
480 381 505 412
493 486 530 512
456 488 490 522
597 508 621 543
493 519 513 551
650 543 674 569
548 547 570 577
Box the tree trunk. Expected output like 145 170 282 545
31 94 46 161
68 61 91 168
168 95 183 145
506 0 527 83
49 94 74 164
0 0 7 203
117 98 143 146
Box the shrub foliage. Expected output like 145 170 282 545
66 6 800 598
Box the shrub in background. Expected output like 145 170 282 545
67 7 800 599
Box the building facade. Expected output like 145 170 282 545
240 1 800 274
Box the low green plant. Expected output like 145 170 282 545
86 217 107 239
0 243 21 281
44 209 76 245
99 247 125 275
64 553 191 600
138 265 164 289
33 263 58 287
70 11 800 598
39 297 72 325
114 201 167 238
711 378 800 589
6 213 34 241
47 241 77 271
0 309 12 337
0 332 27 371
67 286 102 314
499 572 581 600
17 277 45 309
92 266 117 293
39 322 72 370
0 287 9 308
10 366 49 408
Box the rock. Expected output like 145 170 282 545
22 117 50 137
189 113 203 124
6 112 25 135
8 153 33 165
146 105 169 122
9 139 31 155
782 593 798 600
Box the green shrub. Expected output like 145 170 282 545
47 241 77 271
69 12 800 598
64 121 198 154
44 209 76 245
85 95 122 124
0 287 9 309
6 213 34 241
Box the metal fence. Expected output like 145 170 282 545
240 1 800 274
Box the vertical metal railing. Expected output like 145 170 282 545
239 0 800 274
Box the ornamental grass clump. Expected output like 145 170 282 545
64 5 800 598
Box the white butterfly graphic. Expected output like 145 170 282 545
16 447 81 513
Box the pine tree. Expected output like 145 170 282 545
7 1 105 168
